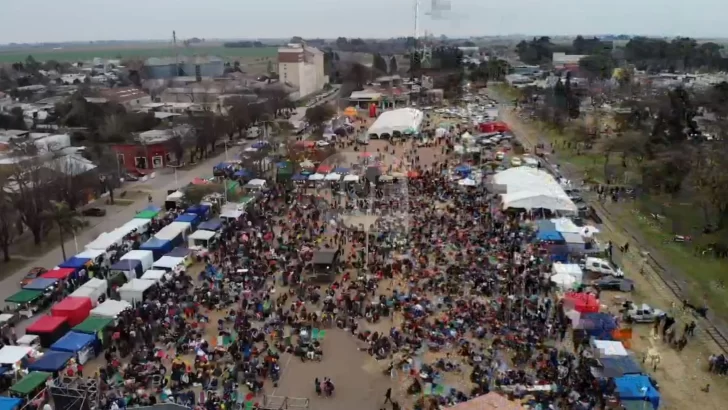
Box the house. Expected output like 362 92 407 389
99 87 152 110
0 92 11 112
111 125 193 171
552 52 588 68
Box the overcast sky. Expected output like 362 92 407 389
1 0 725 43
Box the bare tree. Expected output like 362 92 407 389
9 157 51 245
0 175 18 262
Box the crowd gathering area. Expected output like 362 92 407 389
0 96 714 410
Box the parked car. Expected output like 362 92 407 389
82 207 107 217
21 267 47 286
624 302 665 323
315 140 330 148
582 257 624 277
593 277 634 292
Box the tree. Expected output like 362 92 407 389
0 176 17 262
372 53 388 75
305 104 336 136
183 183 226 205
389 56 398 74
290 36 304 44
10 157 50 245
579 54 615 80
42 200 84 261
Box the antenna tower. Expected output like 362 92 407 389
173 30 179 76
414 0 432 68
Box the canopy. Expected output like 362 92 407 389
0 346 33 365
189 230 216 241
74 249 105 261
91 299 132 318
51 296 92 326
597 356 643 378
185 204 211 217
552 217 580 233
615 375 660 409
41 268 75 280
51 331 95 353
85 231 123 251
551 273 577 289
447 392 521 410
140 237 172 252
119 218 150 233
27 351 73 373
6 289 42 304
246 178 266 187
502 191 577 212
234 170 253 180
592 340 628 357
564 292 600 314
166 247 192 258
9 371 51 395
0 397 22 410
58 257 91 270
291 174 308 181
165 190 184 201
493 167 570 194
333 167 350 174
324 172 342 181
141 269 167 283
135 209 159 219
317 164 332 173
198 218 222 231
155 224 186 241
343 174 359 182
308 173 325 181
120 250 154 271
174 213 199 224
73 316 114 335
119 279 155 304
220 208 243 219
536 230 564 242
110 259 141 272
552 263 583 282
27 315 67 334
579 312 617 339
23 278 58 291
153 256 185 270
367 108 423 137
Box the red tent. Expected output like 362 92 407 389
564 292 600 314
478 121 510 133
41 268 75 280
26 315 70 348
317 164 332 173
51 297 92 327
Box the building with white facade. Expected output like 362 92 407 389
552 52 588 67
278 43 326 98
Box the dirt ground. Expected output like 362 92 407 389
497 105 728 410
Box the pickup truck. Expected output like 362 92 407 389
624 303 665 323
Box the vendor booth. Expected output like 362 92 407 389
220 206 244 220
564 292 600 314
119 279 155 305
140 269 168 284
140 237 173 260
110 259 143 280
25 315 70 348
50 331 98 365
51 296 92 327
57 257 92 278
185 204 211 219
120 217 150 235
8 371 50 398
197 218 222 232
154 224 186 247
551 263 583 286
0 397 22 410
174 213 201 229
578 312 618 340
90 299 132 319
188 230 217 254
615 374 661 409
73 316 114 343
40 268 75 281
4 290 45 319
591 339 629 358
152 256 186 273
166 247 193 266
22 278 58 292
164 190 184 210
69 278 107 305
26 351 73 375
0 346 33 367
119 250 154 272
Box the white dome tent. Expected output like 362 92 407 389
367 108 424 139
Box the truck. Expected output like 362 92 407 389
624 302 665 323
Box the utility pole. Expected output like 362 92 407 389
173 30 179 76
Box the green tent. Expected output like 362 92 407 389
10 371 51 396
5 289 42 304
239 196 256 207
225 181 240 193
135 210 159 219
73 316 113 335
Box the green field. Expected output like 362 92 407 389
0 45 278 63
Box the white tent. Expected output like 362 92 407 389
140 269 168 284
591 340 628 357
502 191 577 213
70 278 107 304
91 299 132 318
120 218 150 234
551 263 583 284
308 173 325 181
367 108 424 137
166 191 184 201
552 217 580 233
324 172 342 181
85 231 123 251
153 256 185 271
0 346 33 365
119 279 155 305
75 248 107 266
343 174 359 182
220 208 244 220
120 250 154 272
458 178 476 187
550 273 577 290
188 229 216 249
155 224 186 242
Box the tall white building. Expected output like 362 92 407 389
278 43 326 98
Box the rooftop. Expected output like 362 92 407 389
145 56 224 66
99 87 149 103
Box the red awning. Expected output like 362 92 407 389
41 268 75 280
564 292 600 313
27 315 67 334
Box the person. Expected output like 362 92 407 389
314 377 321 396
383 387 392 405
392 402 400 410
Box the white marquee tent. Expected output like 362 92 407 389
367 108 424 138
493 167 576 213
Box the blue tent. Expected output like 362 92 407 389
0 366 11 376
174 213 200 228
292 174 307 181
615 375 661 409
276 161 289 169
166 247 192 258
23 278 58 291
213 162 230 170
536 230 564 242
51 331 96 354
27 351 74 373
140 238 173 260
142 204 161 213
110 259 143 279
581 313 618 339
333 167 350 174
198 218 223 232
0 397 23 410
185 204 210 218
598 356 642 378
58 257 91 270
234 169 253 179
454 164 471 173
251 141 269 149
535 219 556 232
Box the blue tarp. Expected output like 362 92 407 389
0 366 11 376
535 219 557 232
615 375 661 409
51 331 96 353
27 351 74 373
251 142 269 149
142 204 161 213
185 204 210 216
175 213 200 225
213 162 231 170
333 167 350 174
58 257 91 270
23 278 58 291
140 238 173 260
454 164 471 173
292 174 308 181
536 230 564 242
198 218 223 232
234 169 253 178
581 313 618 339
0 397 23 410
599 356 642 378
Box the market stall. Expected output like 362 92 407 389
119 217 151 234
26 351 74 375
118 279 155 305
50 331 98 365
174 213 201 229
22 278 58 292
74 249 108 267
0 397 22 410
615 374 661 409
25 315 69 348
139 237 173 260
8 371 50 398
50 297 92 327
90 299 132 319
119 250 154 272
197 218 222 232
73 316 114 342
564 292 600 314
110 259 143 281
551 263 583 287
185 204 211 219
40 268 75 282
135 209 160 220
56 257 92 277
140 269 168 284
152 256 186 273
154 224 186 247
166 247 193 266
5 290 45 319
188 230 217 255
69 278 107 305
0 346 33 367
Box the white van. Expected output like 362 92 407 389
584 257 624 277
